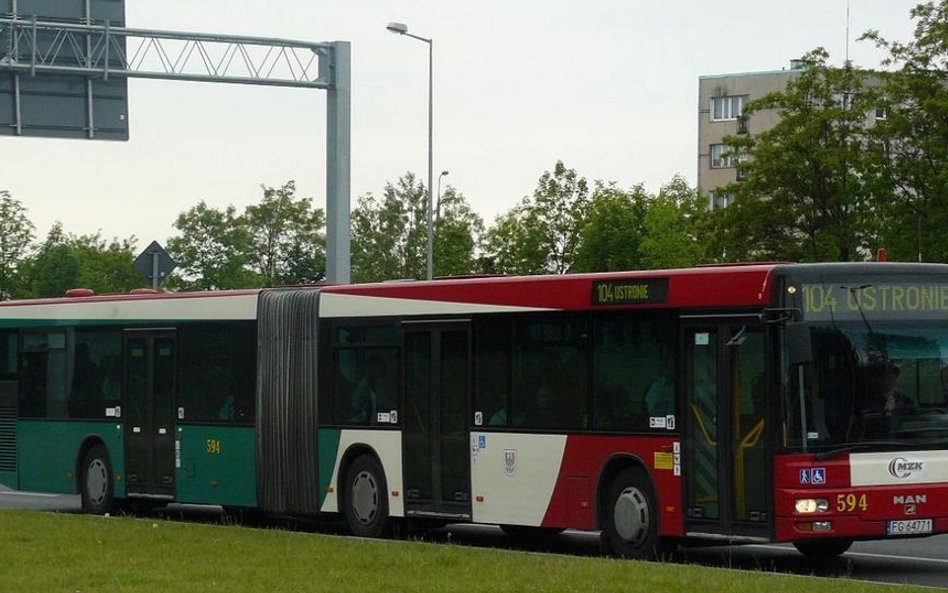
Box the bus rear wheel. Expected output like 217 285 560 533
793 538 853 558
343 454 390 538
80 444 114 515
601 467 672 560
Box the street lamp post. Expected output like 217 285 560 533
386 21 435 280
436 170 449 221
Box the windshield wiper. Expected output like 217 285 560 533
814 440 906 461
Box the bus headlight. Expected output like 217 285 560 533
795 498 830 514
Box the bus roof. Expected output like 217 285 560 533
319 264 781 316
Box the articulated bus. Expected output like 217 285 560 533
1 262 947 559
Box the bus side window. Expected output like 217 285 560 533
473 319 511 427
593 315 675 432
511 316 588 430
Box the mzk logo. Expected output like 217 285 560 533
888 457 924 479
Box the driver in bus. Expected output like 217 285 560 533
880 362 909 417
863 361 911 439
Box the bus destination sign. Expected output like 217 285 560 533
592 278 668 306
801 283 948 320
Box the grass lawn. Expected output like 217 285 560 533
0 510 926 593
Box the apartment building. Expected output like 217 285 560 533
697 60 806 210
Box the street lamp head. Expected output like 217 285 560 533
440 170 449 177
386 22 408 35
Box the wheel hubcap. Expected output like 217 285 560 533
86 459 108 506
351 470 379 526
614 486 649 545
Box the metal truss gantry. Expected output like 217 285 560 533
0 15 352 283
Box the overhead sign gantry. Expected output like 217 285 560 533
0 0 352 283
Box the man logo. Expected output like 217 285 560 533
888 457 924 479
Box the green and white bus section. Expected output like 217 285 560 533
2 262 948 560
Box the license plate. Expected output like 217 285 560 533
886 519 933 536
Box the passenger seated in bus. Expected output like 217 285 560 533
645 358 674 417
488 408 508 426
350 356 387 424
72 343 101 397
100 356 122 402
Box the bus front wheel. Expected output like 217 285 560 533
601 467 672 560
80 444 114 515
343 454 390 538
793 538 853 558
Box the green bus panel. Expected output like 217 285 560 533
176 425 257 507
17 419 125 497
317 428 342 507
0 470 16 489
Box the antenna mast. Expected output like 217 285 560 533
845 0 851 65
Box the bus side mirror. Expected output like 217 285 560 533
786 322 812 366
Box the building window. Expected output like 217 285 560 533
711 95 747 121
710 191 735 210
710 144 741 169
831 92 855 110
875 106 888 121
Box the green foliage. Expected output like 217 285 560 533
244 181 326 286
0 191 35 299
434 185 485 277
350 173 483 282
862 0 948 262
639 176 709 269
167 181 325 289
481 204 544 275
351 172 427 282
483 161 588 275
22 223 142 298
721 48 882 262
572 182 649 273
166 202 255 291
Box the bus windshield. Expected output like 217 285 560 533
786 321 948 452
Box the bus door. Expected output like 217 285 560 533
403 322 472 519
124 330 177 497
681 320 771 540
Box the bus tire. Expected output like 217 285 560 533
80 444 114 515
793 538 853 558
343 454 390 538
601 467 671 560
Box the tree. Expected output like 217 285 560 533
243 181 326 286
573 182 649 273
863 1 948 262
433 185 485 277
0 191 35 299
166 181 325 290
639 176 709 269
350 173 483 282
69 232 143 293
20 225 139 297
166 202 254 290
351 173 427 282
483 161 589 275
24 223 80 298
480 204 545 276
721 48 882 262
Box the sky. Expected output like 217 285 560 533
1 0 920 249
